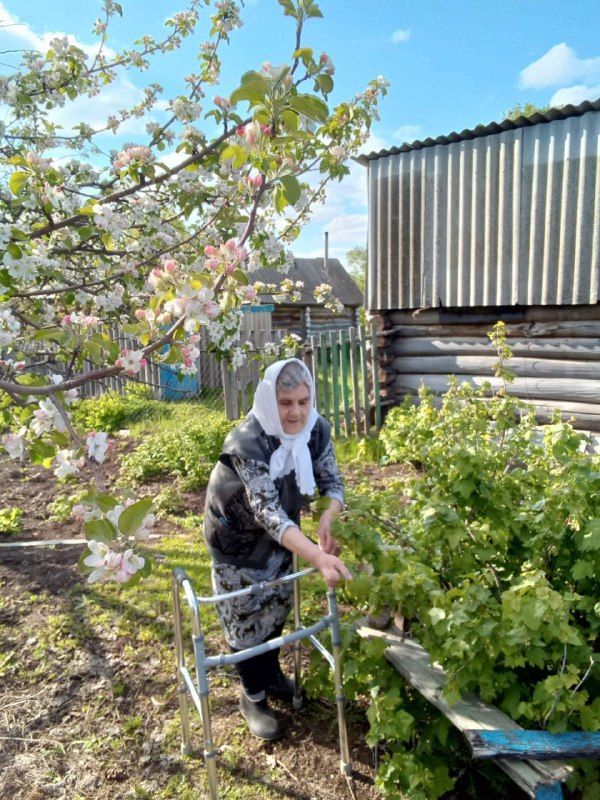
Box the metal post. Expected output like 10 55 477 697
292 553 304 710
192 630 220 800
172 576 193 756
327 588 352 776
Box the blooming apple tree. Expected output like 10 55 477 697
0 0 387 584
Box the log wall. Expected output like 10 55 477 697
376 304 600 431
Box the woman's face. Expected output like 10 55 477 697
277 381 311 434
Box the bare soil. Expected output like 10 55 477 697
0 445 382 800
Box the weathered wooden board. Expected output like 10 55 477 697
391 354 600 380
388 305 600 326
394 374 600 404
382 320 600 339
356 626 572 798
390 336 600 360
465 730 600 761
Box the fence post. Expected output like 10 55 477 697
348 326 361 437
319 331 330 424
370 321 381 430
328 331 341 437
309 335 320 411
358 325 371 436
338 329 351 437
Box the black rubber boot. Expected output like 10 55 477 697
265 669 296 702
239 691 282 740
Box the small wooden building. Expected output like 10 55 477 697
250 257 363 338
360 99 600 430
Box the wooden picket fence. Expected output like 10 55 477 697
306 323 381 438
222 324 382 438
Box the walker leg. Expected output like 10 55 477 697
292 554 304 710
194 633 219 800
327 589 352 776
172 579 193 756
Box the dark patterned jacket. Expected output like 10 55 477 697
203 413 343 568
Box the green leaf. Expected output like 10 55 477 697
572 559 595 580
277 0 297 17
317 74 334 95
9 171 28 196
83 340 103 363
288 94 329 123
581 520 600 551
220 144 247 169
230 76 268 107
233 269 249 285
94 494 120 513
118 497 153 536
6 242 22 259
280 174 301 205
428 607 446 624
29 439 56 465
84 518 117 542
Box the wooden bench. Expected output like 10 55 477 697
357 624 600 799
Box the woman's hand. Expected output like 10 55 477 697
317 509 341 556
314 550 352 587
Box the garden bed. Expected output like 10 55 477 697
0 431 382 800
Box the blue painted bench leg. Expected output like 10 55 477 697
535 783 564 800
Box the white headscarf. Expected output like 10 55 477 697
251 358 319 495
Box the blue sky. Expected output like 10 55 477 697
1 0 599 265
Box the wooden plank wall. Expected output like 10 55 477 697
376 304 600 431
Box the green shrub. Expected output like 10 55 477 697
334 325 600 798
119 414 234 490
72 385 165 433
48 489 88 523
0 506 23 535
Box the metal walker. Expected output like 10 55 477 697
172 556 353 800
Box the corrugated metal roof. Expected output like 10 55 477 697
365 106 600 311
250 257 363 307
358 98 600 163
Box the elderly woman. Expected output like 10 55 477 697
203 357 350 740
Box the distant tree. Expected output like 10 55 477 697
502 102 555 121
346 244 366 296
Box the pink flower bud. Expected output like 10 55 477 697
213 95 231 109
250 173 264 188
187 334 200 345
260 124 272 137
163 259 178 273
235 247 248 261
245 287 256 301
205 258 219 270
61 315 71 326
225 262 236 274
204 245 218 257
225 239 237 252
204 301 220 319
135 309 147 321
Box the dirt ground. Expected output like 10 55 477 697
0 442 534 800
0 445 384 800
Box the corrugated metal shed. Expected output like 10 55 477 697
364 100 600 311
250 257 363 307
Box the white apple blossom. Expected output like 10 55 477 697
2 428 27 460
115 349 148 375
86 431 109 464
31 399 67 437
54 449 84 479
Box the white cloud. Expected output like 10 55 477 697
550 84 600 107
519 43 600 89
0 2 161 140
0 1 116 60
391 29 410 44
393 124 421 143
